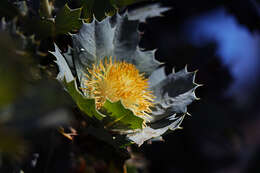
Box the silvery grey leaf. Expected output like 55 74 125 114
51 12 199 147
63 46 74 69
71 13 160 79
63 46 78 78
148 66 167 88
112 14 139 55
128 3 171 22
72 17 115 68
49 44 74 82
127 114 184 146
149 67 199 123
71 17 115 88
132 48 161 77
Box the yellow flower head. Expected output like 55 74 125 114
51 13 199 146
83 57 155 119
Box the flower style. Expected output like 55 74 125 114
50 13 199 146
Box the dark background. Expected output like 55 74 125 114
138 0 260 172
1 0 260 173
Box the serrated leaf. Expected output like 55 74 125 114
52 12 200 146
50 44 102 120
51 44 143 130
65 80 143 130
72 13 160 88
127 114 185 146
124 67 199 145
21 4 82 39
149 67 199 122
101 100 144 130
50 44 74 82
128 3 171 22
65 80 105 120
55 4 83 35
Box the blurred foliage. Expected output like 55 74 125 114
0 128 26 160
0 0 154 39
0 0 158 172
0 1 19 19
0 32 29 107
22 4 82 39
80 0 152 20
55 4 83 35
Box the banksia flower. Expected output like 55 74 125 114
83 57 155 120
51 12 199 146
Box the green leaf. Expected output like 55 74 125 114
65 80 105 120
65 80 143 129
51 44 143 131
21 4 82 39
55 4 83 35
64 79 143 130
102 100 144 130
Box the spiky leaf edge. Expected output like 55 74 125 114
50 44 144 129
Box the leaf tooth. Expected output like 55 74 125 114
49 43 74 82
